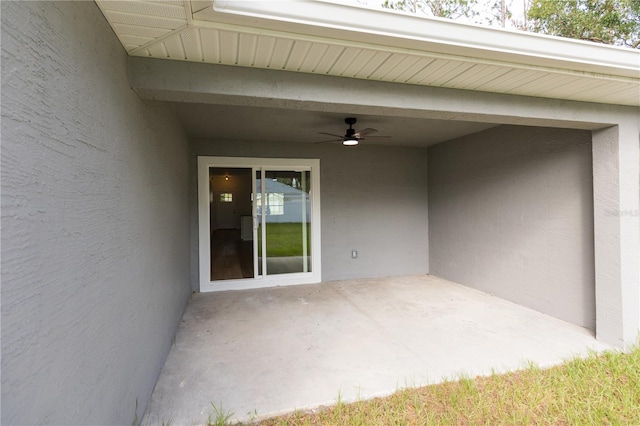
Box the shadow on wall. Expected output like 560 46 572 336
428 125 595 330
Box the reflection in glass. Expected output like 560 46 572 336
259 170 312 275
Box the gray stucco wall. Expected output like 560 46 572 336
428 125 595 329
132 57 639 346
190 140 429 290
1 2 191 424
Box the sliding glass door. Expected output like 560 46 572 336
256 169 312 277
198 157 321 292
208 167 254 281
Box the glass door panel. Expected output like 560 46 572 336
209 167 254 281
262 170 312 275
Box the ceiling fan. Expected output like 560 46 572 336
315 117 389 146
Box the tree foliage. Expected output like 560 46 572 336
527 0 640 47
380 0 640 47
382 0 514 28
382 0 481 20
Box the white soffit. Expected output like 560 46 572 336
96 0 640 107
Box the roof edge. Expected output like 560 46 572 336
203 0 639 78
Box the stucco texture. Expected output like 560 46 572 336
133 52 639 346
190 140 429 290
1 2 191 424
428 125 595 329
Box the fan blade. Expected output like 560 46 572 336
314 139 343 144
318 132 345 138
359 136 391 142
355 128 378 137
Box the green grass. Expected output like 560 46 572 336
259 222 311 257
208 403 234 426
231 346 640 426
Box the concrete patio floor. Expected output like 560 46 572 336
143 275 612 425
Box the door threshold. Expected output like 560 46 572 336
202 275 320 292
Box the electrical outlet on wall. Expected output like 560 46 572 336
351 250 358 259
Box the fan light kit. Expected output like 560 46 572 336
315 117 389 146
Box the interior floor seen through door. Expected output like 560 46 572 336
210 229 253 281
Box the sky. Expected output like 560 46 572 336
334 0 528 29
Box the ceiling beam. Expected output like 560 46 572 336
129 57 630 130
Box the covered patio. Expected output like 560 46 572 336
144 275 611 425
3 2 638 425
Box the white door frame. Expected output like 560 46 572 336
198 156 322 292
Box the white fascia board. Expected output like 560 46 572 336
204 0 639 78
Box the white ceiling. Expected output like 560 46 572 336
173 103 497 146
96 0 639 146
